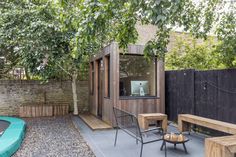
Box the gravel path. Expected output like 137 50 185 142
13 116 95 157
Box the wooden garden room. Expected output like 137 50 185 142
89 42 165 125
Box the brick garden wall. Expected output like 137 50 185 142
0 80 89 116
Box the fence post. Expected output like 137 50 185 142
192 69 196 115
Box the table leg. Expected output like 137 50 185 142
160 140 165 150
183 143 188 154
178 118 183 132
178 119 189 133
162 118 168 133
144 119 149 130
174 143 176 149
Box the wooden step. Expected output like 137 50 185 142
79 114 112 130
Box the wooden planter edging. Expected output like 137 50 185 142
19 103 69 117
178 114 236 157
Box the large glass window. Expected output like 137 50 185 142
105 55 110 97
119 54 156 97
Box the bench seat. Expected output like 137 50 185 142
178 114 236 157
178 114 236 134
205 135 236 157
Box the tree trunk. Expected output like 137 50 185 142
72 72 78 115
25 67 30 80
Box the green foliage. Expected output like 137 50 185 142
137 0 222 58
55 0 225 61
0 1 67 79
215 11 236 68
166 3 236 71
165 36 225 70
0 0 234 80
0 0 140 80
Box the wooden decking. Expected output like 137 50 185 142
79 114 112 130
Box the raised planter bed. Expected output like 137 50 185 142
19 103 69 117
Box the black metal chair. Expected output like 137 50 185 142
113 107 163 157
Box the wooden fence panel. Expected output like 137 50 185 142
194 70 218 120
217 69 236 124
166 69 236 124
165 69 195 121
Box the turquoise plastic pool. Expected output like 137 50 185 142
0 117 26 157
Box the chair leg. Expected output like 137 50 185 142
140 143 143 157
114 128 118 146
160 140 165 150
136 138 138 144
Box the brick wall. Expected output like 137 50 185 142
0 80 89 116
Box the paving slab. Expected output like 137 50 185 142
72 116 205 157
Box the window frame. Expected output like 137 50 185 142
90 62 94 95
104 55 110 98
119 54 158 99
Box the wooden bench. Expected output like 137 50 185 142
205 135 236 157
178 114 236 134
178 114 236 157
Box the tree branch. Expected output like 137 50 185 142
55 62 72 77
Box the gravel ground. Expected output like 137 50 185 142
13 116 95 157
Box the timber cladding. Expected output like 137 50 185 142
89 42 165 125
0 80 89 116
118 99 161 115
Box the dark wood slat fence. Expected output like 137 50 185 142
166 69 236 124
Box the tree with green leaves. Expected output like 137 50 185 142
214 11 236 68
165 36 224 70
166 3 236 70
0 1 79 114
0 0 140 114
0 0 232 114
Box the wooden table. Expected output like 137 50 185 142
138 113 168 132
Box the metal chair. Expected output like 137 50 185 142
113 107 163 157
